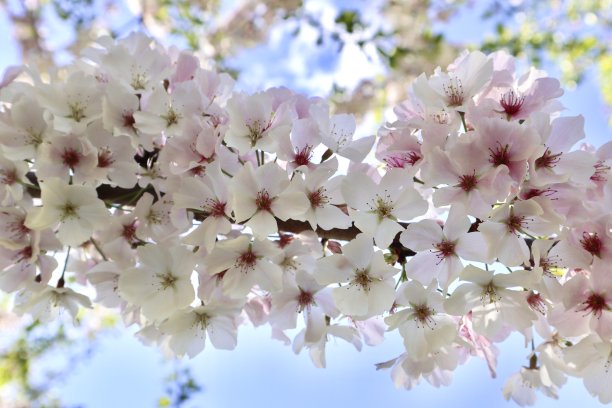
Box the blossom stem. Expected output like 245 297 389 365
459 111 468 132
90 238 109 261
57 246 71 288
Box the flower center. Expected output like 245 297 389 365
255 189 273 212
236 248 258 273
193 312 210 330
60 202 79 220
384 151 422 169
433 239 456 261
457 172 478 192
0 169 17 185
579 293 609 318
535 148 562 170
352 269 373 291
505 214 525 234
297 288 315 312
203 198 227 218
443 76 464 107
122 221 138 242
162 108 181 127
591 161 610 182
488 142 511 167
369 193 394 221
157 271 178 290
481 282 501 305
527 291 546 314
62 148 82 169
580 232 602 258
97 148 115 168
294 145 313 166
308 188 329 209
499 90 525 116
122 111 136 129
68 101 87 122
411 303 436 328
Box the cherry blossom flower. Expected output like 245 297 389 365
503 366 559 406
551 263 612 339
36 133 99 184
0 95 48 159
445 265 538 339
276 117 322 172
203 235 283 298
314 234 397 319
399 205 489 290
37 71 102 134
473 117 540 183
285 159 352 231
529 114 597 187
25 178 109 246
270 269 336 343
479 199 558 267
421 139 512 219
158 300 242 358
92 32 171 94
172 163 232 251
342 168 427 248
16 284 92 323
0 153 28 205
293 321 362 369
232 162 309 238
310 103 375 162
564 335 612 404
413 50 493 113
385 280 457 359
118 244 196 321
224 88 295 154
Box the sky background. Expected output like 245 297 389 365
0 0 610 407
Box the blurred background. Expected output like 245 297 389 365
0 0 610 406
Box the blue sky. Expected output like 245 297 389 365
0 1 610 407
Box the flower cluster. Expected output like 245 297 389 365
0 33 610 405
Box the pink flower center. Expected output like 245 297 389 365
458 172 478 192
297 288 315 312
237 249 258 272
0 169 17 185
278 234 293 248
7 217 30 240
443 77 464 107
203 198 227 218
505 214 525 234
433 239 456 261
385 151 422 169
189 165 206 176
535 148 562 170
580 232 602 258
122 111 136 129
527 292 546 314
61 148 81 169
122 221 137 242
97 148 115 168
308 188 329 209
521 187 556 200
488 142 511 167
579 293 608 318
591 161 610 182
499 90 525 116
16 245 33 263
293 145 313 166
255 190 273 212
